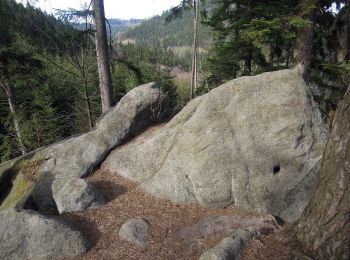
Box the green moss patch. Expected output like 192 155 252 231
0 158 44 211
0 173 33 211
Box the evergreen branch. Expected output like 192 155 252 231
43 56 82 79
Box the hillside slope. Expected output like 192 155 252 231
120 10 211 48
73 18 143 38
108 18 143 37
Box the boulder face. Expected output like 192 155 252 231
52 178 105 214
31 82 168 210
104 69 327 222
0 209 90 260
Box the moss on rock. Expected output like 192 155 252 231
0 157 44 211
0 173 34 211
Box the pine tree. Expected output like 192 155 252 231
0 0 99 160
202 0 347 91
93 0 113 112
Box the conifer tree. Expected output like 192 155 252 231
93 0 113 112
203 0 347 89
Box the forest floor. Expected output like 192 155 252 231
58 126 303 260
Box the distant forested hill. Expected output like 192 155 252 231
120 10 211 48
73 18 143 38
108 19 143 37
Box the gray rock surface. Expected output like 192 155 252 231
118 218 150 247
104 69 327 222
199 228 257 260
0 209 90 260
31 82 168 209
52 177 105 214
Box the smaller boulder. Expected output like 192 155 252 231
118 218 150 247
0 209 90 260
199 228 257 260
52 177 105 214
32 82 169 211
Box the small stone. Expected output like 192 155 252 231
118 218 150 247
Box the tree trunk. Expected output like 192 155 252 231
93 0 113 113
292 0 317 82
0 75 26 155
244 1 253 76
333 3 350 63
244 49 252 76
286 43 292 68
190 0 199 100
333 3 350 87
269 44 275 68
295 87 350 259
83 78 93 130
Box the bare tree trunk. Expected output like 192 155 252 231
244 0 253 76
292 0 317 81
0 76 26 155
190 0 199 100
79 48 93 130
83 78 93 130
295 86 350 259
93 0 113 113
269 44 275 68
244 50 252 76
286 43 292 68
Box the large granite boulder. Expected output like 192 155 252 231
30 82 168 209
104 69 327 222
52 177 105 214
0 209 90 260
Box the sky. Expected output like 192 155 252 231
16 1 344 19
17 0 181 19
